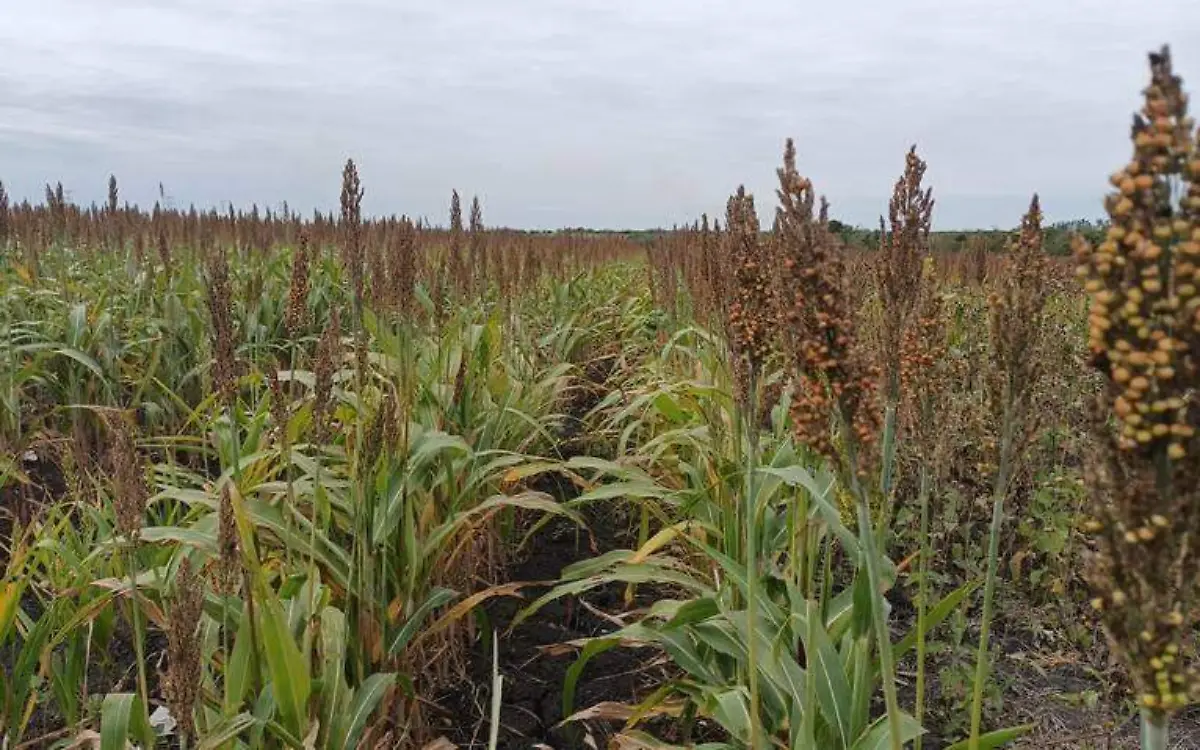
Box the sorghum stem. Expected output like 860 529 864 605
1141 709 1168 750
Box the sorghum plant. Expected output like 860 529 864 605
1074 45 1200 749
772 138 902 747
970 195 1050 747
164 556 204 745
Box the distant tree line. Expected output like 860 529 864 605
828 217 1106 256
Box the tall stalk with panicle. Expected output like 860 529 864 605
107 413 152 741
308 304 340 666
901 259 949 749
1075 45 1200 750
448 190 465 305
390 218 416 324
469 196 486 299
723 184 772 749
203 243 260 715
107 175 118 217
340 160 377 677
772 139 900 748
0 180 9 248
969 195 1049 748
205 249 238 414
875 147 934 539
280 232 311 569
341 159 365 325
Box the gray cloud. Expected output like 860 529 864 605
2 0 1199 228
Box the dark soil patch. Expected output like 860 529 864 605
1 449 67 560
432 501 685 749
2 611 168 746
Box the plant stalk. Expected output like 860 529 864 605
969 398 1015 748
914 466 932 750
125 546 152 747
744 368 762 750
1140 708 1168 750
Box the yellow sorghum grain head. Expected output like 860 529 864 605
1077 45 1200 717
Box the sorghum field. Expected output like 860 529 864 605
4 45 1200 750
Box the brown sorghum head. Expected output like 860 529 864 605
966 234 990 287
469 195 485 297
723 185 774 408
107 412 146 542
107 175 118 216
0 180 8 243
877 146 935 397
340 159 365 310
1076 45 1200 714
164 555 204 740
313 306 341 443
380 387 402 455
204 249 238 406
215 483 239 595
359 393 390 481
285 231 312 338
694 217 716 326
156 225 172 273
900 257 949 467
391 217 417 321
987 194 1050 459
774 139 880 468
448 190 466 297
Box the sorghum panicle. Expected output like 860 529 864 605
469 195 486 298
1076 45 1200 714
774 139 880 465
107 175 118 216
723 185 774 409
901 258 949 466
391 217 417 321
987 194 1050 459
285 231 312 338
108 413 146 542
313 307 341 443
156 226 172 273
699 214 728 328
877 146 935 397
204 249 238 405
164 556 204 740
340 159 365 311
448 190 466 298
0 179 9 243
215 483 239 595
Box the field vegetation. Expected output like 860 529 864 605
2 45 1200 750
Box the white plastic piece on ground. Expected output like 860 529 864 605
149 704 177 736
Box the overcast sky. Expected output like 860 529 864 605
3 1 1199 230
